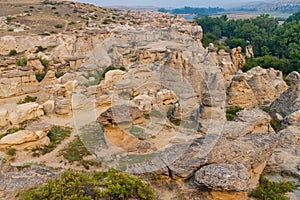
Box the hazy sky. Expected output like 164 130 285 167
74 0 266 8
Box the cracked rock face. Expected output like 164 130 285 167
195 163 250 191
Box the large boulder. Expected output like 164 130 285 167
0 130 50 150
0 130 38 145
234 109 274 133
195 163 249 191
270 80 300 119
8 102 44 125
265 126 300 178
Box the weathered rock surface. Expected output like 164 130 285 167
0 166 61 193
0 68 39 98
97 105 143 125
0 123 51 150
281 110 300 129
0 108 8 127
270 76 300 119
195 163 249 191
231 46 245 71
226 67 288 108
234 109 274 133
8 102 44 125
265 126 300 178
226 72 257 108
128 131 278 179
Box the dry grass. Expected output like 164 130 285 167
0 0 109 36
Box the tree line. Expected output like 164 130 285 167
195 11 300 75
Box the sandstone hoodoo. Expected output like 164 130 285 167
0 0 300 199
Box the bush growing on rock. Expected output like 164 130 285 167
17 95 37 104
54 24 63 28
17 58 27 66
226 106 243 121
6 147 16 156
250 177 296 200
35 71 46 82
8 49 17 56
21 169 155 200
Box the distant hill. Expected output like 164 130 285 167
232 0 300 13
158 7 225 17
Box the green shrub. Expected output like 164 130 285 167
39 57 49 70
101 66 115 79
16 164 31 171
17 58 27 66
6 147 16 156
250 177 296 200
60 136 90 163
100 169 155 200
21 169 155 200
17 95 37 104
270 118 281 132
102 19 112 24
35 46 47 53
226 106 243 121
54 24 63 28
68 21 76 25
284 76 292 86
8 49 17 56
39 32 50 36
262 106 270 113
35 71 46 82
7 28 14 32
6 16 15 23
55 71 64 78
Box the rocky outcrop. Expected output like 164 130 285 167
226 72 257 108
265 126 300 178
270 73 300 119
97 105 143 126
231 46 245 71
226 67 288 108
0 67 38 98
245 45 254 58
